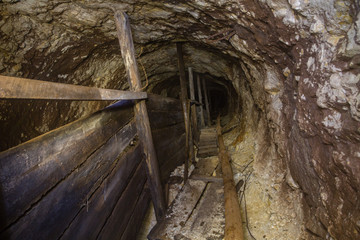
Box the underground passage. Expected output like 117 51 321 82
0 1 360 240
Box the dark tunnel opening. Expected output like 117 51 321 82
209 89 227 119
149 70 239 127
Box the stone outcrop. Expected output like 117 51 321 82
1 0 359 239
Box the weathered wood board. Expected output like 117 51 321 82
60 144 143 239
0 106 133 231
148 156 219 240
121 185 151 240
97 161 147 240
179 182 225 240
147 110 184 130
0 121 137 239
0 67 184 239
115 11 166 220
147 94 182 112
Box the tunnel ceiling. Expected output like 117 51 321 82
1 0 360 239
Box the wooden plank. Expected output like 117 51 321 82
0 75 147 101
147 93 182 112
188 99 195 164
115 11 165 220
0 106 133 231
176 42 190 183
199 144 219 150
97 161 147 240
217 116 244 240
147 179 207 240
202 78 211 126
197 150 219 158
188 67 199 145
191 157 219 177
147 110 184 129
151 122 185 147
153 130 186 166
197 75 205 127
180 182 225 240
148 156 219 240
159 142 186 183
0 121 138 239
59 143 143 240
121 186 151 240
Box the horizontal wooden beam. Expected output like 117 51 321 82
0 75 147 101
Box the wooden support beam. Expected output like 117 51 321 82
202 78 211 126
114 11 166 221
188 67 199 147
0 75 147 101
176 42 190 183
187 100 195 164
216 116 244 240
197 75 205 127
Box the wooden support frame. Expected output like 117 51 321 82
188 67 199 147
114 11 166 221
202 78 211 127
197 75 205 127
216 116 244 240
0 75 147 101
176 42 190 182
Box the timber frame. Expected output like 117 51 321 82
0 10 207 239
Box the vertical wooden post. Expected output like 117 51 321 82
202 78 211 127
187 99 195 164
197 75 205 128
216 116 244 240
176 42 189 182
114 12 166 221
188 67 199 147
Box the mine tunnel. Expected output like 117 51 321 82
0 1 360 240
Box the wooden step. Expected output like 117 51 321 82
198 141 217 146
198 144 218 150
197 151 218 158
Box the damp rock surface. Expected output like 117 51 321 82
1 1 360 239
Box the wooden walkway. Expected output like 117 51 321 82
148 127 225 240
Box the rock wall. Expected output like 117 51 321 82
1 0 359 239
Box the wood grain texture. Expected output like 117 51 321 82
0 75 147 100
176 42 190 183
120 185 151 240
0 106 133 231
0 121 137 240
60 143 143 240
147 110 184 129
202 78 211 126
97 161 147 240
115 11 166 220
197 75 205 127
217 117 244 240
188 67 199 145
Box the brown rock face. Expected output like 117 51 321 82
1 0 359 239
